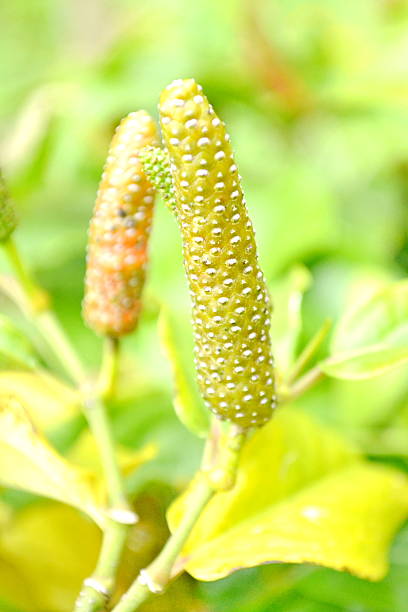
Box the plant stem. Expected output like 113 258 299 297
84 394 127 508
36 309 88 385
98 336 120 401
71 367 136 611
3 237 132 612
4 237 86 385
287 318 331 385
282 365 325 403
115 477 213 612
112 424 246 612
3 238 48 311
75 520 129 612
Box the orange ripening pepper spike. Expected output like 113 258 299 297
83 111 159 337
159 79 276 428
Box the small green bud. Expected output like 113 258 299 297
140 146 177 212
159 79 277 428
0 170 17 242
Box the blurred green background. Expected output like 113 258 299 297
0 0 407 610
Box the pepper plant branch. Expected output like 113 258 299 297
77 111 159 611
2 236 132 612
74 519 130 612
287 318 332 385
112 424 247 612
280 365 325 404
107 304 326 610
4 237 86 385
3 238 48 311
36 310 88 385
83 394 128 509
98 336 120 401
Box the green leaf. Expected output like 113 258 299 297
321 280 408 380
0 598 27 612
269 265 312 374
0 396 104 526
168 409 408 582
0 315 38 370
158 307 210 438
331 280 408 352
320 344 408 381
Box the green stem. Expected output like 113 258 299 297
98 336 120 401
83 395 127 509
281 365 325 403
73 380 136 612
112 424 246 612
3 238 47 311
113 477 213 612
4 237 86 385
36 310 87 385
3 237 132 612
203 422 246 490
75 521 129 612
287 318 331 385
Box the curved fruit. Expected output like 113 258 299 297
159 79 276 428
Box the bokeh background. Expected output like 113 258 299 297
0 0 407 610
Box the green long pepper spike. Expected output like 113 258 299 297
0 170 17 242
159 78 277 428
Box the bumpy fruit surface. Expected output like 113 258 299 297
83 111 158 337
140 146 176 212
0 170 17 242
160 79 276 428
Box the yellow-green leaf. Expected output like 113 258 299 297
69 430 156 480
320 344 408 380
0 396 104 526
0 370 79 431
0 502 100 612
159 307 210 437
323 280 408 379
0 315 39 371
168 409 408 582
0 276 28 314
269 265 312 374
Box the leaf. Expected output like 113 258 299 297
0 502 100 612
269 265 312 374
321 280 408 380
68 429 156 480
296 552 408 612
320 344 408 381
0 565 31 612
158 307 210 437
0 315 39 370
0 276 29 315
331 280 408 352
168 409 408 582
0 396 104 526
0 370 79 431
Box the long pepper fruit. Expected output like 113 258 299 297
159 79 276 428
83 111 158 337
